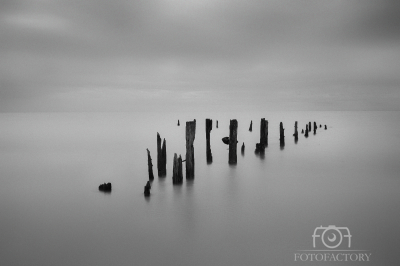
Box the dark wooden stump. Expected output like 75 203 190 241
260 118 268 146
144 181 151 196
279 122 285 146
293 121 298 141
313 121 317 134
229 119 238 164
99 182 112 192
157 133 167 177
305 124 309 137
309 122 311 132
177 120 180 126
146 149 154 181
186 120 196 179
206 119 213 163
216 120 218 128
249 120 253 132
325 125 327 130
172 153 183 184
241 142 245 155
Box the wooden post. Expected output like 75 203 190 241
177 120 180 126
309 122 311 132
186 120 196 179
249 120 253 132
301 129 304 134
146 149 154 181
293 121 298 140
229 119 238 164
241 142 245 155
157 133 167 176
216 120 218 128
260 118 268 146
144 181 151 196
324 125 327 130
305 124 309 137
279 122 285 146
313 122 317 134
205 119 213 163
172 153 183 184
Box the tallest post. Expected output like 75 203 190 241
229 119 238 164
186 120 196 179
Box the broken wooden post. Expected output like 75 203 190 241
313 122 317 134
249 120 253 132
305 124 309 137
260 118 268 146
255 118 268 153
146 149 154 181
157 133 167 177
186 120 196 179
325 125 327 130
301 129 304 134
293 121 298 141
216 120 218 128
172 153 183 184
309 122 311 131
241 142 245 155
205 119 213 163
177 120 180 126
144 181 151 196
229 119 238 164
279 122 285 146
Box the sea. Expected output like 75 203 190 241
0 111 399 266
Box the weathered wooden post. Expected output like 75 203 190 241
216 120 218 128
255 118 268 153
309 122 311 131
324 125 327 130
313 122 317 134
229 119 238 164
157 133 167 176
172 153 183 184
205 119 213 163
186 120 196 179
249 120 253 132
177 120 180 126
260 118 268 146
293 121 298 141
301 129 304 134
241 142 245 155
146 149 154 181
144 181 151 196
305 124 309 137
279 122 285 146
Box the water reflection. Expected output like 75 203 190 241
255 149 265 160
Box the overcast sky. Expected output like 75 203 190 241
0 0 399 112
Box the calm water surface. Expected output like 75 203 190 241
0 111 399 266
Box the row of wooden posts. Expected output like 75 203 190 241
145 119 327 192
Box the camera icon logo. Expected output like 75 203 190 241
312 225 352 249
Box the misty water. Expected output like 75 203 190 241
0 111 399 266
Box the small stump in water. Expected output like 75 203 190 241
99 182 112 192
144 181 151 196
